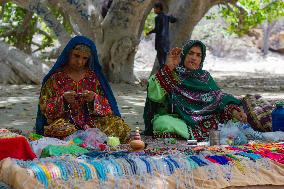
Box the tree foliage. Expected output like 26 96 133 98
143 10 155 35
219 0 284 36
0 2 71 55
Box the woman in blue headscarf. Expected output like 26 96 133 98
144 40 247 141
35 36 130 141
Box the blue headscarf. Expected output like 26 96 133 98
35 36 121 135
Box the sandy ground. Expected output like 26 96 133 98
0 70 283 132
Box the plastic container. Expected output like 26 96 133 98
272 102 284 132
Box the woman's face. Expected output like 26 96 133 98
184 46 202 70
68 49 90 71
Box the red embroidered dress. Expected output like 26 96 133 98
40 70 112 129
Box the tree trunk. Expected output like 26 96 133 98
0 41 49 84
98 0 153 83
262 21 271 56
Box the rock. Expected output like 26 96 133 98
270 31 284 54
247 29 264 50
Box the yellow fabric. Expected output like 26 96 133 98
94 116 131 143
2 158 284 189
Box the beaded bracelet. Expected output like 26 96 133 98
167 156 180 168
64 161 76 179
84 162 97 179
163 158 174 175
207 155 229 165
139 157 152 174
121 158 133 176
44 163 57 179
190 156 207 166
31 163 49 187
109 159 123 176
134 157 147 175
185 156 199 170
238 152 262 161
115 159 127 176
89 160 107 181
125 158 137 175
53 160 68 181
80 162 92 180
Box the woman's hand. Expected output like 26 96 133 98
63 90 76 104
166 47 182 71
232 109 247 123
82 90 95 102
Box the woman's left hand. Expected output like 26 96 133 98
232 110 247 123
82 90 95 102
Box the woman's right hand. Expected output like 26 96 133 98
166 47 182 71
63 90 76 104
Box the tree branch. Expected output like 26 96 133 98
17 11 33 33
32 41 46 53
0 30 16 38
6 0 71 46
211 0 239 5
47 0 100 40
261 0 280 10
37 28 51 38
0 1 6 19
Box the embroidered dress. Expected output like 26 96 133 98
144 40 241 141
40 70 112 128
36 36 131 141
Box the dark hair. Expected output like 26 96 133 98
154 2 163 11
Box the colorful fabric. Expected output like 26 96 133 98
242 94 273 132
35 36 120 135
144 40 242 141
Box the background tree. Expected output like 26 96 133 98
219 0 284 55
1 0 281 84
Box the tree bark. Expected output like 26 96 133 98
98 0 153 83
0 41 49 84
262 21 272 56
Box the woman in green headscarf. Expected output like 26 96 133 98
143 40 247 141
